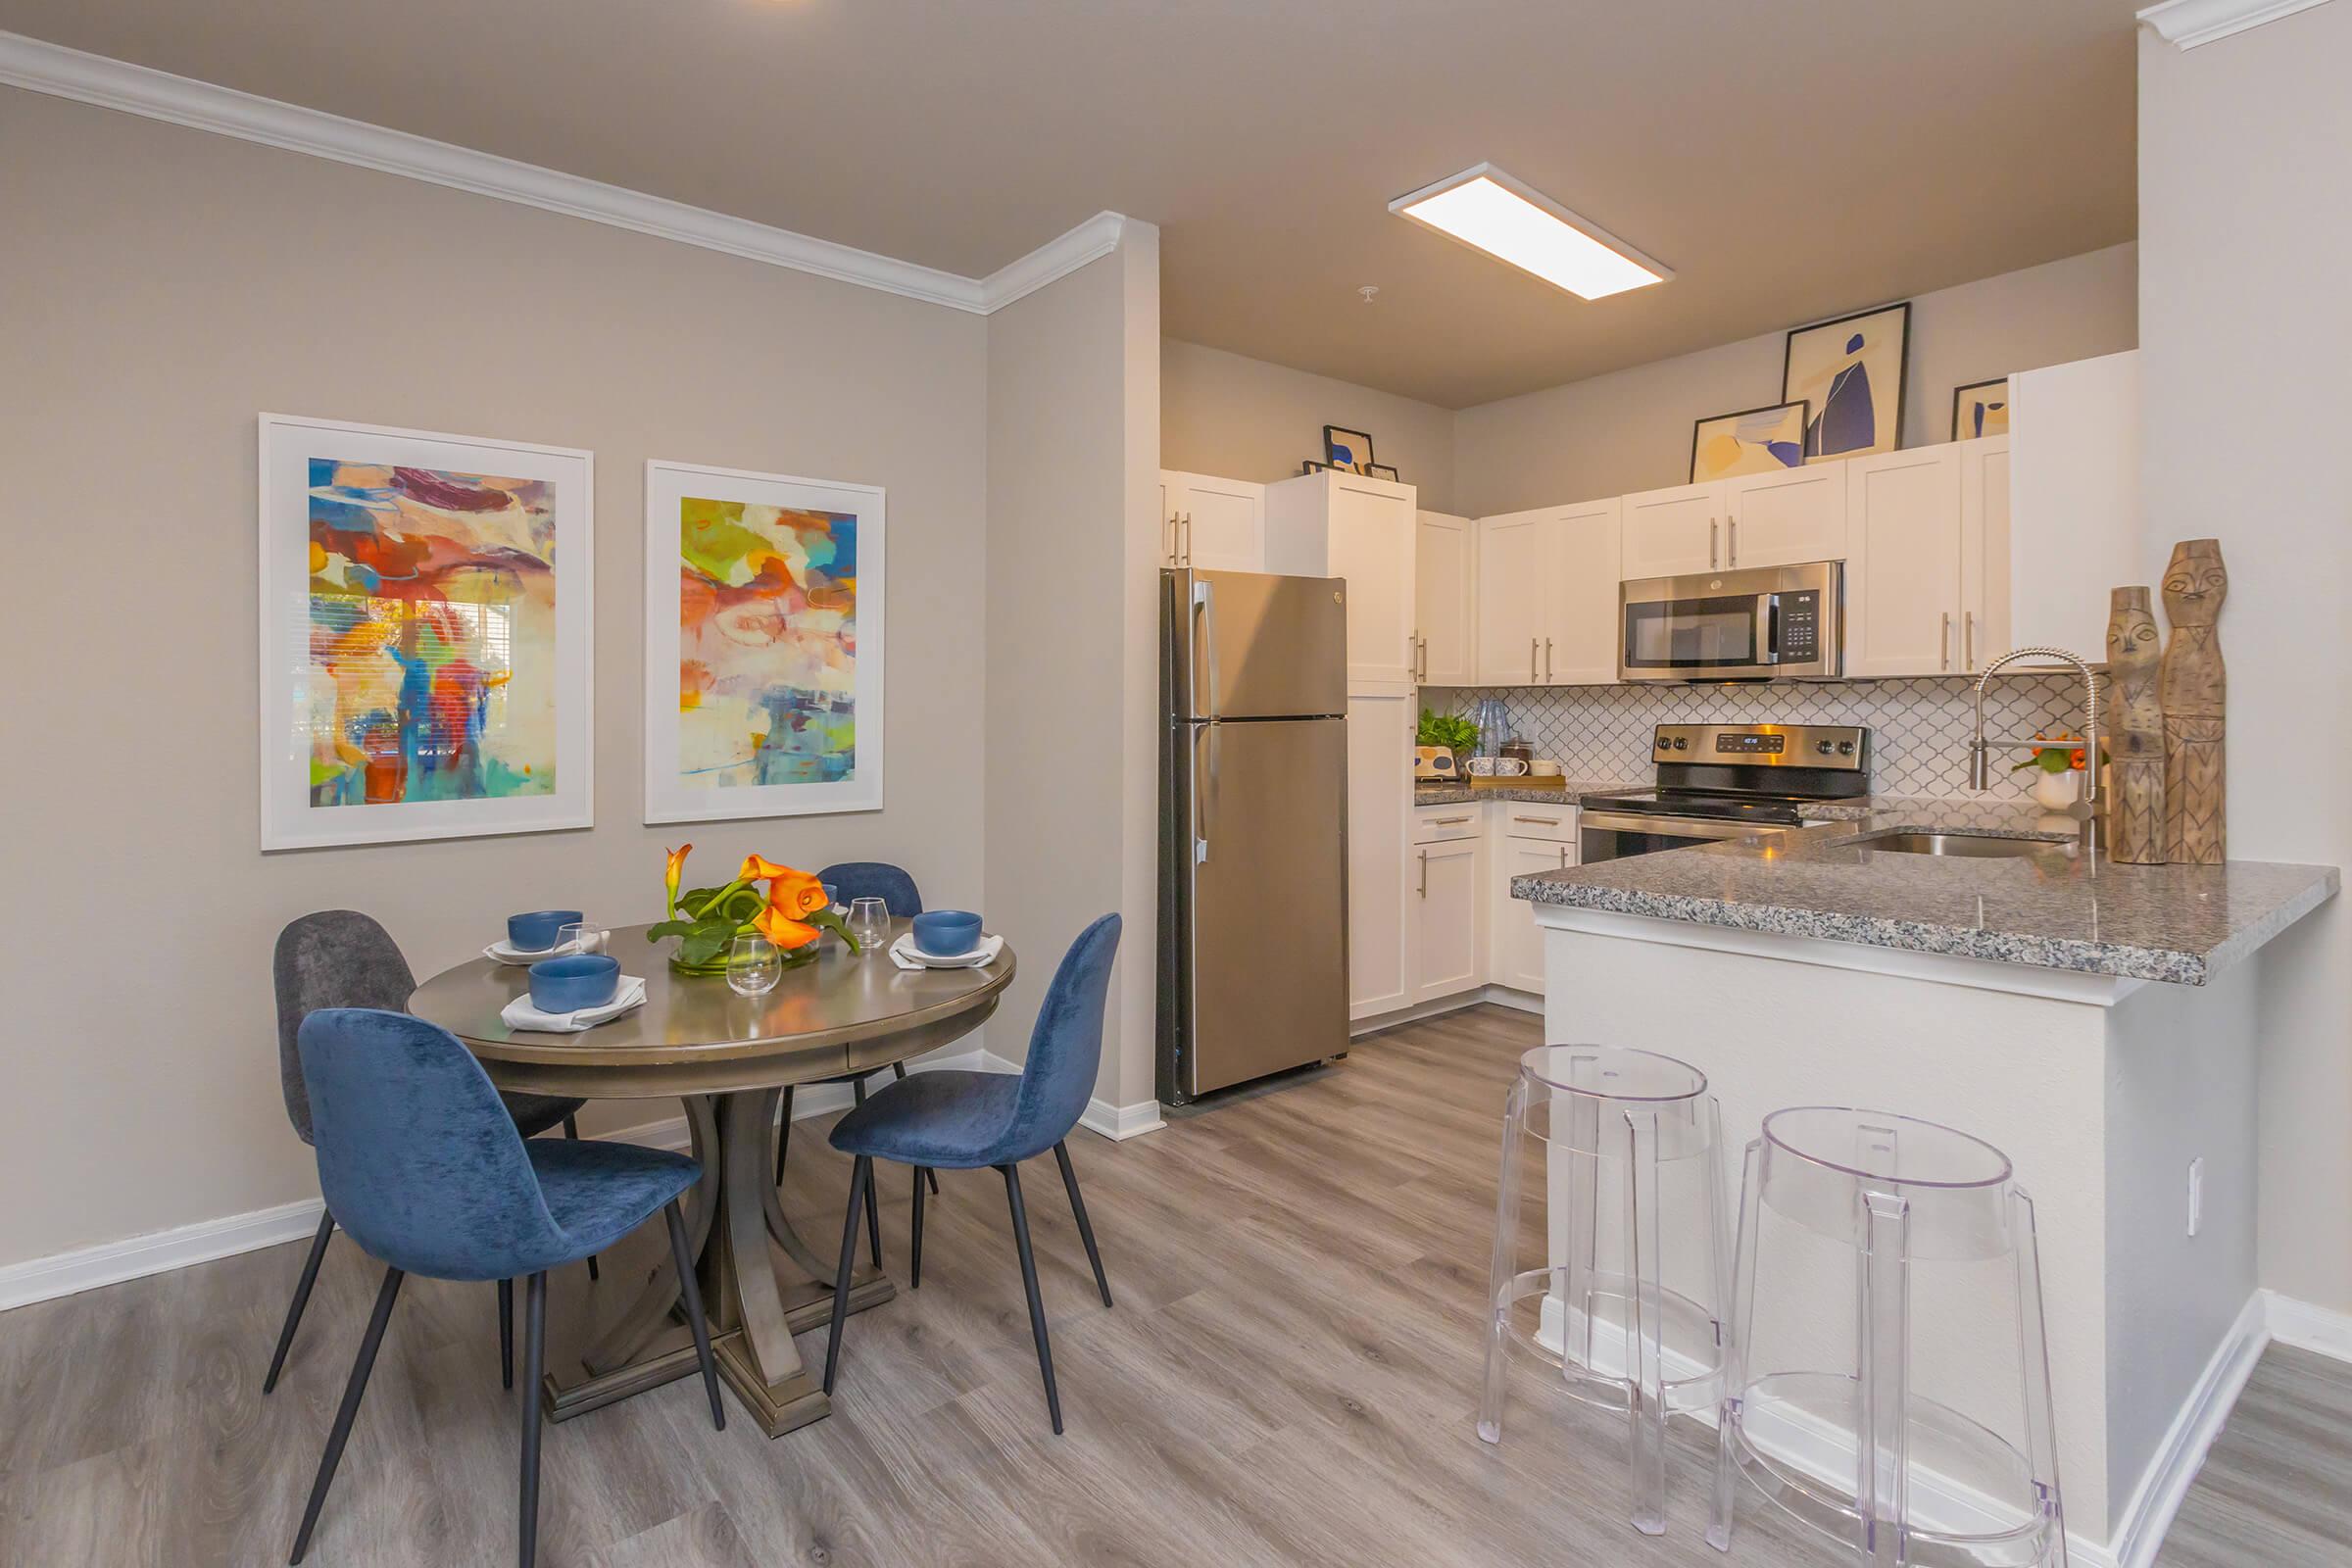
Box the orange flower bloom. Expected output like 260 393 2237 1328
663 844 693 906
763 867 830 922
751 905 820 951
738 853 793 883
2069 749 2087 771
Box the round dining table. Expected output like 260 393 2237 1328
409 920 1015 1438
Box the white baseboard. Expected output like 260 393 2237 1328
0 1198 328 1312
0 1046 1005 1314
2266 1288 2352 1361
1527 1289 2275 1568
1080 1098 1165 1141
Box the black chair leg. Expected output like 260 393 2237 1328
1053 1141 1113 1309
823 1155 871 1395
561 1117 600 1282
498 1278 514 1390
264 1210 336 1395
1001 1163 1062 1435
664 1200 724 1432
773 1084 797 1187
518 1273 547 1568
290 1264 404 1564
911 1166 927 1289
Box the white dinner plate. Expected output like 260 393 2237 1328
888 932 1001 969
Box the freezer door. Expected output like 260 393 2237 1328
1165 568 1348 720
1180 716 1349 1096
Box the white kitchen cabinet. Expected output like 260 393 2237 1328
1620 481 1722 578
2003 351 2141 661
1724 463 1848 567
1414 512 1476 687
1266 469 1418 688
1958 436 2010 673
1413 834 1483 1003
1845 446 1966 678
1347 691 1414 1019
1472 499 1621 686
1159 469 1266 571
1492 831 1574 996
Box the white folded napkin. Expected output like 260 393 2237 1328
500 976 648 1032
483 933 601 965
887 932 1004 971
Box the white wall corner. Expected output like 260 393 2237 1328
2265 1289 2352 1361
979 212 1129 313
2137 0 2335 48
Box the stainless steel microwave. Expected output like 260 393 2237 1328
1619 561 1843 681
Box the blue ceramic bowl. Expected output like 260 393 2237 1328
911 909 983 957
529 954 619 1012
509 908 584 952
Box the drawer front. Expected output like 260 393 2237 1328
1494 805 1576 844
1413 806 1481 843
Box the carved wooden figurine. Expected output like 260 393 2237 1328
2159 539 2228 864
2103 586 2167 862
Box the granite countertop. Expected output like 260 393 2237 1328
1414 779 1637 806
1511 800 2339 985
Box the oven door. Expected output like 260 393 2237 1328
1578 810 1793 864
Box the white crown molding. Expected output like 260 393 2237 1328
980 212 1128 312
2137 0 2335 48
0 28 1128 316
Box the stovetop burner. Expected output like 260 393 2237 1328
1584 722 1874 824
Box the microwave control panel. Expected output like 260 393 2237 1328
1776 590 1822 661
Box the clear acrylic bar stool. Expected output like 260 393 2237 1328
1478 1045 1733 1537
1709 1107 2067 1567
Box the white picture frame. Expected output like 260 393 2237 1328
642 459 885 824
257 414 594 851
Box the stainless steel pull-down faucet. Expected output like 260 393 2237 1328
1968 647 2101 851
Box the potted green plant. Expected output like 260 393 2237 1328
1418 709 1481 773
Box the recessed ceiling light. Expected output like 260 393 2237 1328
1389 164 1670 301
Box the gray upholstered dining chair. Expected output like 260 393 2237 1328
774 862 940 1263
823 912 1121 1434
264 910 593 1396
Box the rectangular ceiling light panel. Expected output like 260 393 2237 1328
1390 164 1670 300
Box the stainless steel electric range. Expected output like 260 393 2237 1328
1578 722 1872 863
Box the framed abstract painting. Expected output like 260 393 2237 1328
1322 424 1376 474
257 414 594 851
1951 376 2011 441
643 460 884 824
1782 302 1910 461
1690 400 1809 482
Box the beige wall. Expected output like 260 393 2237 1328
984 230 1164 1115
1161 339 1458 514
1454 243 2139 515
2138 10 2352 1319
0 88 991 1269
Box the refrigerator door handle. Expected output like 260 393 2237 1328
1195 578 1220 724
1193 723 1212 863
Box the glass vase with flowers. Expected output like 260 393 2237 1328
645 845 859 976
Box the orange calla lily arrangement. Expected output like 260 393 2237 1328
647 844 858 974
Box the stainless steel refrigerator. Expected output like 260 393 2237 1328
1157 567 1349 1106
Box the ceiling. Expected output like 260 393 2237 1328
0 0 2143 408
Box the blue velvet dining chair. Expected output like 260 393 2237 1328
822 912 1120 1435
288 1007 723 1568
775 862 939 1254
266 911 596 1400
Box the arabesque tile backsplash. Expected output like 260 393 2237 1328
1429 674 2092 801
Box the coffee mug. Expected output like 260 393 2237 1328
1530 760 1563 777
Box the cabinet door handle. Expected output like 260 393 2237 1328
1530 637 1539 682
1940 612 1952 671
1513 814 1561 826
1544 638 1553 680
1710 518 1719 569
1430 814 1472 825
1417 848 1428 899
1963 611 1976 671
1183 513 1194 564
1559 846 1569 868
1729 518 1738 566
1165 514 1178 564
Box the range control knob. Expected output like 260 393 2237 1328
1815 739 1835 756
1671 737 1689 752
1838 741 1857 756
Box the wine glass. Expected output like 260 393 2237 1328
557 920 607 957
727 933 781 996
846 897 891 954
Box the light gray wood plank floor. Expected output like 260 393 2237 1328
1 1004 2343 1565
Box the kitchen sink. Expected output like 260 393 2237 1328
1853 831 2065 858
